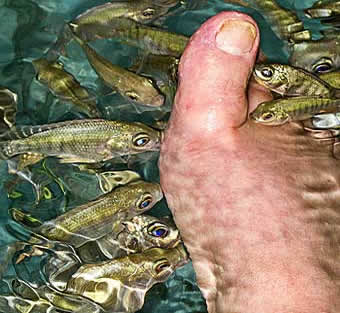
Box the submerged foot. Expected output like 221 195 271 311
159 11 340 313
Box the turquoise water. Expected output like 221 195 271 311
0 0 328 312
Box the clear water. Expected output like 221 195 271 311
0 0 327 312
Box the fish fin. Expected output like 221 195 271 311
9 208 43 229
58 155 96 164
17 153 45 170
1 119 105 140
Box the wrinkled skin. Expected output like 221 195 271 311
159 12 340 313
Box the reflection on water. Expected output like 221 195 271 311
0 0 338 312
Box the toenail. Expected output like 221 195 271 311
216 19 257 55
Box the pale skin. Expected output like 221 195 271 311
159 12 340 313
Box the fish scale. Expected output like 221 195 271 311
71 17 189 57
0 119 161 163
251 97 340 126
12 180 163 249
253 63 338 98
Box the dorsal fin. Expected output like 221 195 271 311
1 119 104 140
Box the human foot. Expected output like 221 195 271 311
159 11 340 313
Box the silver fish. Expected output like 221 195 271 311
32 58 100 118
65 245 188 312
253 63 339 98
0 119 161 164
69 17 189 57
72 0 180 26
250 96 340 125
73 35 164 107
77 215 181 262
49 0 180 58
12 180 163 249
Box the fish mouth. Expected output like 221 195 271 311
151 94 165 107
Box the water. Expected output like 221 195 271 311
0 0 330 312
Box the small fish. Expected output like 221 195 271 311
289 34 340 74
0 119 161 164
69 17 189 57
32 58 100 118
305 0 340 18
72 0 179 27
253 63 339 98
11 180 163 249
77 214 181 262
73 35 164 107
0 87 17 129
65 245 188 312
250 96 340 125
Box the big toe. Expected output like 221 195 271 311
171 11 260 136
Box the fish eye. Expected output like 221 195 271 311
154 259 171 274
142 8 155 17
260 67 273 78
313 60 333 74
261 112 275 121
147 222 169 238
133 133 151 147
43 187 53 200
137 194 153 210
126 92 140 101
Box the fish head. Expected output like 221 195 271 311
128 0 180 23
129 244 189 283
289 37 340 74
142 215 181 248
118 215 181 253
117 180 163 215
128 122 162 152
253 64 288 92
32 58 56 83
125 78 165 107
249 101 290 126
